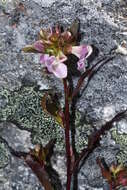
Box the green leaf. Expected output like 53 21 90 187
22 45 39 53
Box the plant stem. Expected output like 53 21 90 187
63 79 72 190
63 55 115 189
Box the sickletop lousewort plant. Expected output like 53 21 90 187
22 23 92 189
22 24 92 78
16 21 127 190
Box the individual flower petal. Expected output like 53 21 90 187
71 45 88 58
52 62 67 78
77 58 85 71
62 31 72 41
57 51 67 63
34 41 44 52
40 54 45 63
40 54 67 78
85 45 93 58
71 45 92 59
71 45 93 71
40 54 55 72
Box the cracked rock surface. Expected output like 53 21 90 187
0 0 127 189
0 122 44 190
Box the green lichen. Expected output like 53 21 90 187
0 86 64 150
0 140 9 168
0 86 91 152
74 111 92 151
111 128 127 164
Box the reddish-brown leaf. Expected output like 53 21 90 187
41 93 64 127
117 170 127 187
23 140 56 190
25 154 53 190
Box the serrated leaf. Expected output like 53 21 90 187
41 93 64 127
22 45 39 53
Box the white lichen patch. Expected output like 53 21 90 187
103 105 116 121
111 127 127 164
117 119 127 134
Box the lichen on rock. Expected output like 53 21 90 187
0 86 92 152
0 140 9 168
111 127 127 164
0 86 64 150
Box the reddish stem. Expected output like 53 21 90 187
63 79 72 190
62 55 115 189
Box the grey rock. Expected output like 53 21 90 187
0 122 44 190
0 155 44 190
78 145 119 189
0 139 9 168
0 122 33 152
33 0 56 7
117 119 127 134
77 56 127 125
51 153 66 188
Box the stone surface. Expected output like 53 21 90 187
0 139 9 168
0 122 44 190
0 0 127 189
0 154 44 190
0 122 33 152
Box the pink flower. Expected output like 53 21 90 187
71 45 92 71
34 41 44 52
40 54 67 79
22 25 93 78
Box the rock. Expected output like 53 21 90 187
0 86 65 151
33 0 56 7
0 122 33 152
77 55 127 125
0 122 44 190
0 139 9 168
0 155 44 190
78 145 119 189
51 153 66 188
117 119 127 134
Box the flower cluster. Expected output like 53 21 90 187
22 26 92 78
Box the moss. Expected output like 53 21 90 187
111 128 127 164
